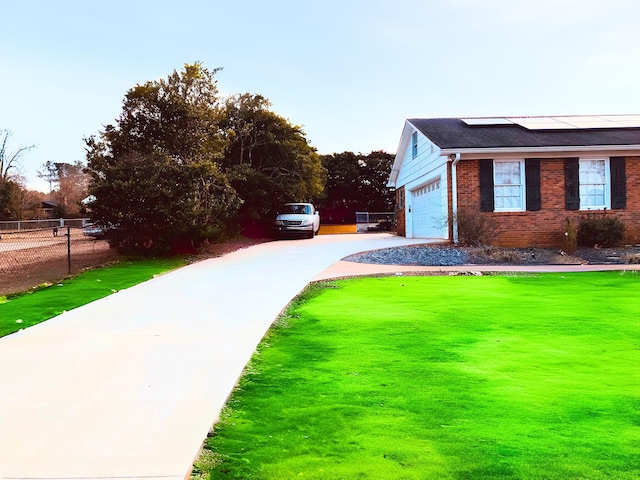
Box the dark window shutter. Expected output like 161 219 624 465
565 158 580 210
610 157 626 209
479 159 494 212
525 158 541 211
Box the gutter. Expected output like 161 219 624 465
450 153 461 244
387 168 399 188
441 144 640 158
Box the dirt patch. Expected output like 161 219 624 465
0 235 118 296
188 237 273 262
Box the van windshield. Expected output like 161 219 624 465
281 204 311 214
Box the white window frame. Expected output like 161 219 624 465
579 158 610 210
493 159 526 212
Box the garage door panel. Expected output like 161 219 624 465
411 179 442 238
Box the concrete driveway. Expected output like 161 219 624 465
0 233 427 480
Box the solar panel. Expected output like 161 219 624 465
598 115 640 127
515 118 575 130
461 118 514 126
462 115 640 130
519 115 640 129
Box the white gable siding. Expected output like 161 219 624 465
396 128 449 239
396 130 444 187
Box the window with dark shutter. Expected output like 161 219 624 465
565 158 580 210
479 159 494 212
525 159 541 211
610 157 626 209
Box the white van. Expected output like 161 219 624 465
274 203 320 239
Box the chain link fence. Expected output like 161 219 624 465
0 221 117 296
355 212 396 232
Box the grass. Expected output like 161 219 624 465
199 272 640 479
0 258 187 338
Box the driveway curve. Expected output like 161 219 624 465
0 234 428 480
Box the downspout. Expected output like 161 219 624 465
450 153 461 243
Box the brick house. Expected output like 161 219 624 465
387 116 640 247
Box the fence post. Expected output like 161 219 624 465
66 226 71 275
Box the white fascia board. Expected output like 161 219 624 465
441 145 640 159
387 120 417 187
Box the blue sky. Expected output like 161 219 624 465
2 0 639 192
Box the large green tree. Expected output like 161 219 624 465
85 63 240 254
221 93 325 234
320 151 395 223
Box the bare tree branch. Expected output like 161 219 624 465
0 129 35 183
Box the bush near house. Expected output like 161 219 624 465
577 212 625 247
455 208 501 246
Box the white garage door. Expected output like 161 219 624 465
411 179 442 238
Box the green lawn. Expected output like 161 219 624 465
199 272 640 479
0 258 186 338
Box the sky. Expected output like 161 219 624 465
2 0 639 192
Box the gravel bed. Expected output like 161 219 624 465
343 244 640 266
344 246 469 266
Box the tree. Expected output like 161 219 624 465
56 161 89 216
221 93 325 234
0 180 24 220
85 63 240 254
1 129 33 183
38 160 90 216
358 151 396 211
19 189 47 219
37 160 58 193
320 151 395 223
0 129 33 219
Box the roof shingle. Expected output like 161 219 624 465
409 118 640 150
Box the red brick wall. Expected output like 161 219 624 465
395 187 406 236
455 157 640 247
